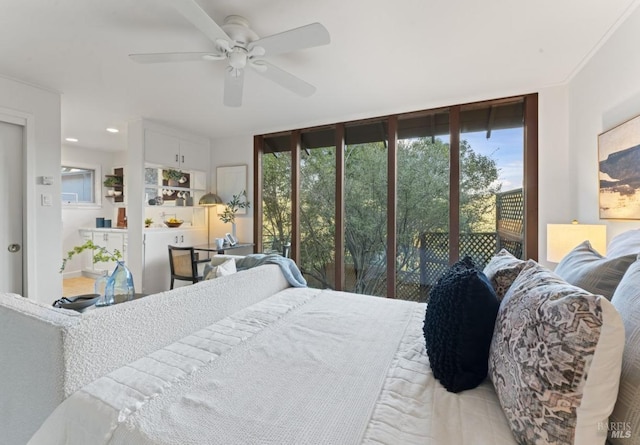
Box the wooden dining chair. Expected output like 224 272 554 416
168 246 209 289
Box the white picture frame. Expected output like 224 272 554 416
225 232 238 246
216 165 247 215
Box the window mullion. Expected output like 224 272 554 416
291 131 301 263
387 117 398 298
449 106 460 264
335 124 345 291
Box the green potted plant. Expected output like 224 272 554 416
103 176 122 187
60 240 123 273
144 217 153 228
219 190 250 238
162 169 185 186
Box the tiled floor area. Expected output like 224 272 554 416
62 276 95 297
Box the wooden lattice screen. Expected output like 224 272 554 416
496 188 524 258
419 232 498 284
300 189 525 303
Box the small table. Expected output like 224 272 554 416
194 242 254 256
56 293 148 313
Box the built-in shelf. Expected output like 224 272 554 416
144 184 205 192
104 168 124 203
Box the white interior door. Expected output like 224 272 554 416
0 120 23 294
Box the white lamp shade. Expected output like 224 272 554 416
546 223 607 263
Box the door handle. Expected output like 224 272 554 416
7 243 20 253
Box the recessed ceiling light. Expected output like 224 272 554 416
106 127 119 133
65 137 78 142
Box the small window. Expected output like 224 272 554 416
61 165 99 205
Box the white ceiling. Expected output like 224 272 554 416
1 0 638 151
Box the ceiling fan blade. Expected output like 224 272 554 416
252 60 316 97
170 0 230 44
129 52 224 63
249 23 330 57
224 67 245 107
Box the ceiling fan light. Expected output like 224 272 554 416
228 48 247 69
248 46 265 58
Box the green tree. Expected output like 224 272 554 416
262 137 500 296
262 153 292 253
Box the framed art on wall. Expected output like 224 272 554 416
598 114 640 219
216 165 247 214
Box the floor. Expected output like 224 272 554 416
62 276 95 297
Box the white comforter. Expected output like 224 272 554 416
30 288 516 445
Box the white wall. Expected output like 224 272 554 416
61 145 120 277
0 75 61 303
537 85 572 268
209 135 254 244
568 5 640 243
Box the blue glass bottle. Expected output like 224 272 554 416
104 261 135 304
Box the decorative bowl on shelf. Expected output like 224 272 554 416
164 220 183 228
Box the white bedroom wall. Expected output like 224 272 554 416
0 75 61 303
210 135 254 245
538 85 572 268
568 4 640 242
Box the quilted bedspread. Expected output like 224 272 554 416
29 287 516 445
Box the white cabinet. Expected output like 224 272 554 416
143 228 207 294
79 229 128 275
144 129 209 171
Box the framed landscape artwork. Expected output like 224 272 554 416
598 114 640 219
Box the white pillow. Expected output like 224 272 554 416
554 240 636 300
609 259 640 444
204 258 237 280
489 260 625 445
607 229 640 258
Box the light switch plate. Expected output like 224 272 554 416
41 176 54 185
41 193 53 206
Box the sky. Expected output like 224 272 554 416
439 127 524 192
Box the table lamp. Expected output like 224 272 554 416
546 220 606 263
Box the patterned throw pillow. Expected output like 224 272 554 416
610 259 640 445
489 260 624 445
423 256 499 393
554 240 636 300
483 249 526 301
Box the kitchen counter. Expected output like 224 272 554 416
144 226 204 232
80 227 127 233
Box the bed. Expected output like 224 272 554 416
24 229 640 445
29 287 515 445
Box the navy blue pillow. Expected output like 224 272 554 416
423 256 499 393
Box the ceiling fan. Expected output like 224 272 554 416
129 0 331 107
